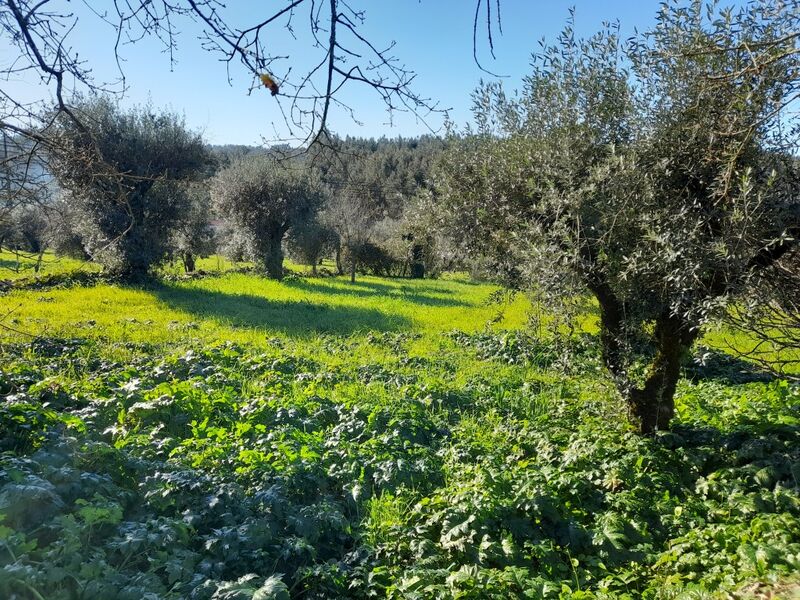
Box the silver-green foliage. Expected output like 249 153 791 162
47 98 209 277
438 0 800 432
212 157 324 279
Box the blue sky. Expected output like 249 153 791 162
3 1 671 145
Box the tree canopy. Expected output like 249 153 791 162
438 0 800 432
46 98 209 277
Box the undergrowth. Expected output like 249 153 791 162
1 325 798 599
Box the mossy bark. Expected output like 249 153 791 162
589 274 697 434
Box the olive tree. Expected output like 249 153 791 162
47 194 89 260
286 219 336 275
47 98 209 278
211 157 324 279
322 189 382 283
171 184 216 273
439 2 800 433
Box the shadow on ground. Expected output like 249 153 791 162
284 278 471 307
0 257 31 272
152 283 411 335
684 347 776 384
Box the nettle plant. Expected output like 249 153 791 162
439 1 800 433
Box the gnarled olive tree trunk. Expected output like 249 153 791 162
260 227 286 280
627 313 699 433
182 251 196 273
589 275 698 434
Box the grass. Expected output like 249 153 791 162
0 259 798 599
0 249 100 280
0 268 530 348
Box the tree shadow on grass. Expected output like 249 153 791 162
152 283 411 336
683 346 776 384
284 278 472 308
0 257 32 272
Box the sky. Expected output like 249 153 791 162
2 1 673 145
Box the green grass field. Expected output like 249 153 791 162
0 249 100 280
0 269 530 345
1 262 798 599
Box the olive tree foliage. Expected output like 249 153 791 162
316 139 412 282
286 218 336 274
322 184 383 283
171 184 216 273
211 157 324 279
438 1 800 433
1 204 47 254
46 98 209 277
47 195 89 259
395 190 464 278
724 247 800 378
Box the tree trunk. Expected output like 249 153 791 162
350 252 357 283
410 244 425 279
182 252 196 273
588 273 697 434
335 244 344 275
34 251 44 273
263 235 284 280
628 313 698 434
587 275 627 383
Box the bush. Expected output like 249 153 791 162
345 242 403 277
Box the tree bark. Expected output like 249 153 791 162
410 244 425 279
628 312 699 434
335 244 344 275
263 234 284 280
587 271 697 434
182 252 195 273
350 251 357 283
586 274 627 383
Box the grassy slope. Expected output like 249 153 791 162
0 263 798 599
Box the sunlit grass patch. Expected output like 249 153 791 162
0 269 531 349
0 249 100 280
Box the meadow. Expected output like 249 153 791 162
0 262 798 599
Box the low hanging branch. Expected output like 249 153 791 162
2 1 505 155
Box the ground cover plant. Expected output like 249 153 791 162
0 267 798 599
1 1 799 598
